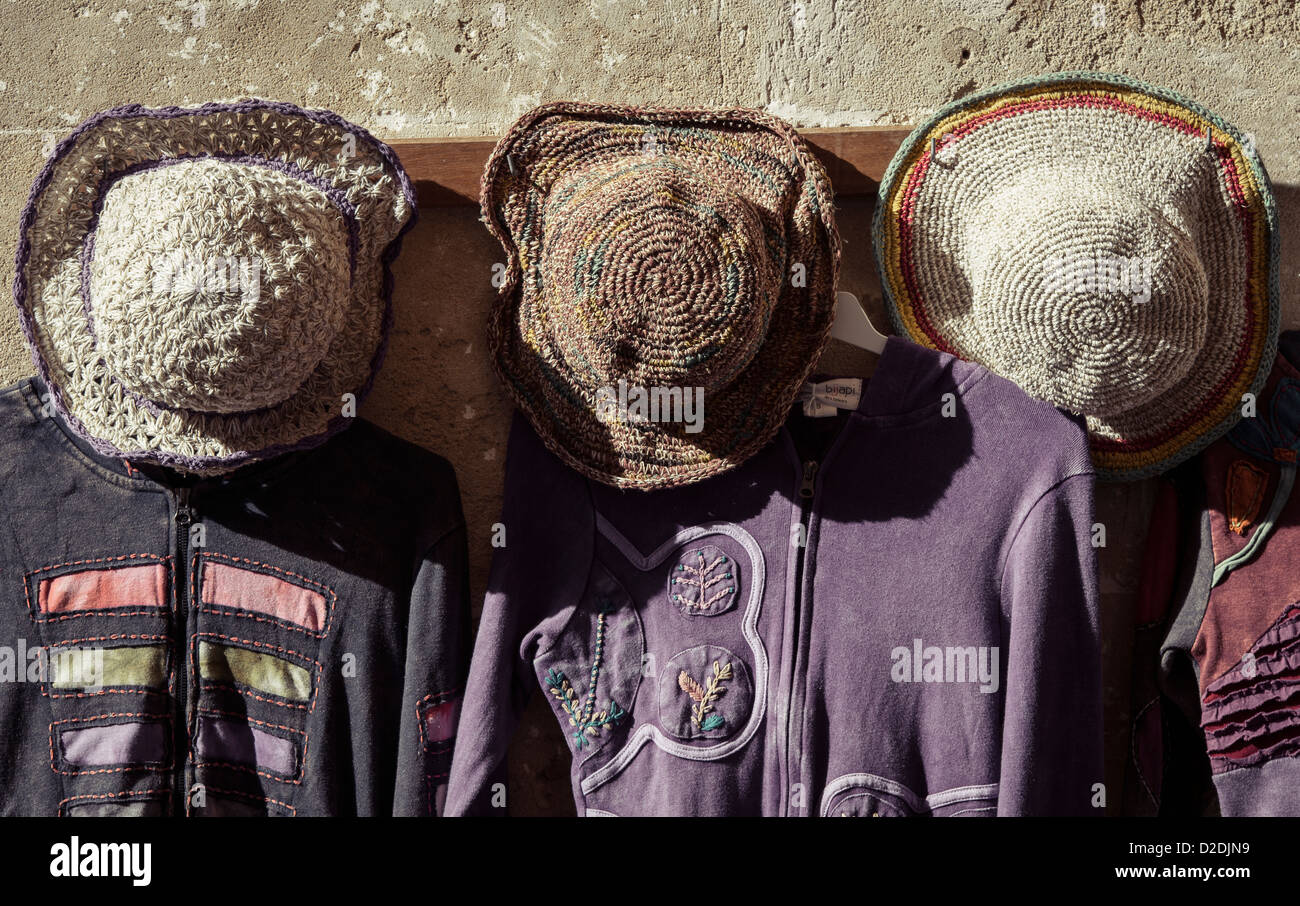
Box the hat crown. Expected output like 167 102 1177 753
86 159 352 414
967 179 1209 417
538 159 780 393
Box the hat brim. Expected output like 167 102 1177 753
874 72 1280 481
483 103 839 490
13 101 417 474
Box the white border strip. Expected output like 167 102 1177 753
819 772 1000 816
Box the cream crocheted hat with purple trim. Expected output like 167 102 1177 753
13 100 416 474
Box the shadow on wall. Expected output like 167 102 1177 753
1272 184 1298 328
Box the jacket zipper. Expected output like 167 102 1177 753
172 487 193 816
785 459 818 814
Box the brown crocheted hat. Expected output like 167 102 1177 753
483 102 839 490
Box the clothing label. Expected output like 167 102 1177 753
798 378 863 417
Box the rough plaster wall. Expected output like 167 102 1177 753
1 0 1297 816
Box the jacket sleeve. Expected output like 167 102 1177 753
997 472 1103 816
444 415 593 816
393 519 471 816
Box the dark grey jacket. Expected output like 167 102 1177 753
0 377 468 816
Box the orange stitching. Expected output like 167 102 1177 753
26 553 169 576
193 551 337 638
48 633 168 644
197 683 311 711
45 688 168 699
191 632 322 670
57 789 169 817
196 709 305 737
196 605 329 637
49 711 171 777
193 760 302 783
34 610 169 622
190 786 296 816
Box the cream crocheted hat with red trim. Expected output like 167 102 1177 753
874 72 1279 480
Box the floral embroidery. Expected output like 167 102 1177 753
658 645 752 741
545 607 627 749
678 660 732 732
668 546 737 616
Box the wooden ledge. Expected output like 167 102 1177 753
387 125 913 207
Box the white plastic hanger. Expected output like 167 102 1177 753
829 290 889 354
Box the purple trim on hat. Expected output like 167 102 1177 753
11 99 418 473
76 152 361 418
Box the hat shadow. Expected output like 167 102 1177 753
1273 183 1300 332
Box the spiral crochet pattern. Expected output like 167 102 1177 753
13 100 417 474
484 102 839 490
873 72 1279 481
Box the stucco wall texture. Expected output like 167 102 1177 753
2 1 1297 816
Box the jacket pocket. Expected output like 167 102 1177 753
820 773 998 817
535 561 644 759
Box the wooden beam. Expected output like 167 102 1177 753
387 125 913 208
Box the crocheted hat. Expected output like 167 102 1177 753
874 72 1280 481
13 100 416 474
484 102 839 490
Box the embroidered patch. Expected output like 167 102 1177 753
658 645 752 741
194 713 302 779
196 639 315 702
547 605 628 749
51 713 171 775
418 692 460 750
538 563 644 756
49 643 166 690
1226 459 1269 536
666 545 738 617
416 689 459 815
25 555 170 622
198 555 334 637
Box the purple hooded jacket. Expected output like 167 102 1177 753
446 337 1102 816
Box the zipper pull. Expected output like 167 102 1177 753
799 460 818 499
174 488 192 526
